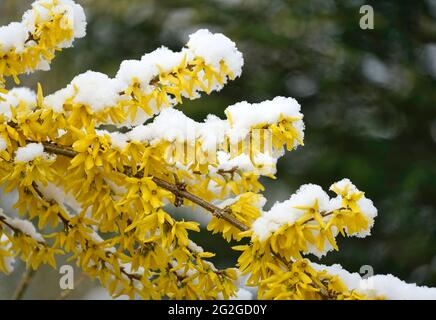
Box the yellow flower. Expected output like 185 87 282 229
208 193 264 241
123 176 171 210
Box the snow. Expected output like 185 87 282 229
116 47 185 89
216 152 254 172
1 0 86 55
187 29 244 77
43 86 74 113
252 180 377 247
225 96 302 128
187 240 204 254
58 0 87 39
113 29 244 124
330 178 378 237
0 211 45 243
128 108 197 144
311 262 436 300
230 288 253 300
0 88 37 120
197 115 230 152
116 59 157 89
225 96 305 147
40 29 243 124
123 98 303 176
71 71 124 111
107 132 129 151
0 22 28 53
252 184 330 241
216 195 242 209
127 97 302 155
356 196 378 220
116 29 242 97
0 136 7 152
24 0 86 39
142 47 185 73
253 153 277 175
14 143 46 163
37 181 82 213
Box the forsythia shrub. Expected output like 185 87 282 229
0 0 435 300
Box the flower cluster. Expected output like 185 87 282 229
0 0 86 91
234 179 379 299
1 0 435 300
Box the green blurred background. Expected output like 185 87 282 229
1 0 436 299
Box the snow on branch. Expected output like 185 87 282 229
0 208 45 243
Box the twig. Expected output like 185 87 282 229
152 176 248 231
13 268 36 300
40 141 77 158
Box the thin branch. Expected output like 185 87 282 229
40 141 77 158
13 268 36 300
38 141 249 232
152 176 248 231
0 214 46 245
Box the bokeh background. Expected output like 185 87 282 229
1 0 436 299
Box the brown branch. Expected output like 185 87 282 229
152 176 248 231
13 268 36 300
40 141 77 158
0 215 46 246
38 141 249 232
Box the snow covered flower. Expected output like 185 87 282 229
0 0 86 91
208 193 266 241
1 143 56 191
0 0 434 301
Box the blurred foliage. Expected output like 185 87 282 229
1 0 436 298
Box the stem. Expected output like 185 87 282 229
13 268 36 300
152 176 248 231
40 141 77 158
0 214 46 245
39 141 249 232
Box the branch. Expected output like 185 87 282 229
40 141 77 158
13 268 36 300
0 213 46 245
38 141 249 232
152 176 248 231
